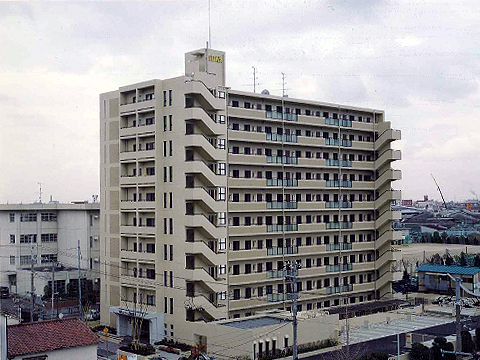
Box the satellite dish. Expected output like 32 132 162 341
261 89 270 95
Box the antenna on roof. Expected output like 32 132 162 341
252 66 257 93
37 182 43 204
281 72 287 97
208 0 212 48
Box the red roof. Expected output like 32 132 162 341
7 317 101 357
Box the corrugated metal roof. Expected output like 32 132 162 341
417 264 480 275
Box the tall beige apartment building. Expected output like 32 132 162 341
100 48 401 344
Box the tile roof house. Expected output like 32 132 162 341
7 317 101 360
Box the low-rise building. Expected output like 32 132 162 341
417 264 480 294
0 202 100 298
6 317 101 360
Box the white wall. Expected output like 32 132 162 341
11 344 98 360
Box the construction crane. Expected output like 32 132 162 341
431 173 448 210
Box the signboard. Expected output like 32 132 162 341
208 55 223 63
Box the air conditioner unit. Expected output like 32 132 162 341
94 236 99 241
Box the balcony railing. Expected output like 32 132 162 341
342 139 352 147
267 269 295 279
267 246 299 255
326 264 352 272
266 179 298 187
266 133 297 143
326 243 352 251
326 180 352 188
266 111 298 122
266 201 298 209
326 159 339 166
267 293 295 302
325 118 352 127
325 138 339 146
266 224 298 233
326 285 353 294
341 160 352 167
266 156 298 164
326 201 352 209
325 222 353 229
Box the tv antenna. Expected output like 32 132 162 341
37 182 43 203
253 66 257 93
281 72 287 97
208 0 211 48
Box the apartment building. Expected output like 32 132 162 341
100 47 401 344
0 202 100 297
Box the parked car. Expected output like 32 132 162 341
0 286 9 298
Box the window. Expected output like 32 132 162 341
10 256 15 265
233 265 240 275
233 289 240 300
10 235 15 244
41 254 58 263
9 213 14 222
21 213 37 222
169 166 173 182
147 294 156 306
41 233 58 242
170 298 174 314
20 256 30 265
245 287 252 299
232 100 239 107
163 91 167 106
219 265 226 275
219 238 226 250
168 90 173 106
218 163 226 175
20 234 36 243
164 244 168 260
218 291 227 300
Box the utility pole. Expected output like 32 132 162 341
77 239 82 319
51 262 56 319
345 299 350 359
285 261 300 360
455 277 462 359
396 307 400 360
30 245 35 322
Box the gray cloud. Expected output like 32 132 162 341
1 0 479 203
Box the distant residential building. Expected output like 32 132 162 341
402 199 413 207
6 317 100 360
0 202 100 298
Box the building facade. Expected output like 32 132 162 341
100 48 401 344
0 203 100 297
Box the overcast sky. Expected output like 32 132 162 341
1 0 479 204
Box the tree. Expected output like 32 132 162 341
474 255 480 268
354 352 388 360
444 253 455 266
410 343 429 360
475 328 480 350
443 342 455 360
441 232 448 242
429 337 448 360
460 252 468 267
461 330 475 353
433 232 440 243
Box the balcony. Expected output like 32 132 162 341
266 111 297 122
375 169 402 189
266 269 295 279
326 264 352 272
325 180 352 188
325 222 352 230
325 138 339 146
120 249 156 262
184 80 224 111
326 159 339 166
375 189 401 209
266 201 298 209
266 133 297 143
341 160 352 167
185 108 225 136
326 243 352 251
185 134 226 161
266 224 298 233
267 293 295 302
326 285 353 295
266 178 298 187
375 128 401 151
267 246 299 256
325 118 352 127
326 201 352 209
266 156 298 165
